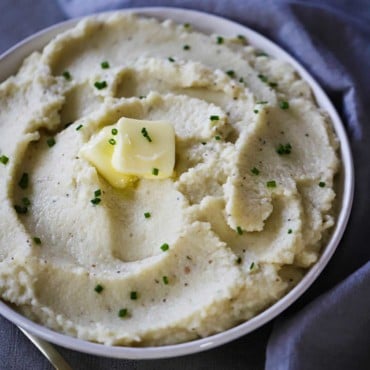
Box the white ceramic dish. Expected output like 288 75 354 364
0 7 354 359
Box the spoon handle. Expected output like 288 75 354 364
18 326 73 370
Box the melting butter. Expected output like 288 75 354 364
79 117 175 188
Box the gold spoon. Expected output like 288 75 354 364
18 326 73 370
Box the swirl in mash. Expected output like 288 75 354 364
0 13 338 345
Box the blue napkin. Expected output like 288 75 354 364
2 1 369 369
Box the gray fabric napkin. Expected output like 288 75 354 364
1 0 370 369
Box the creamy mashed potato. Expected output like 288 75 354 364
0 13 339 346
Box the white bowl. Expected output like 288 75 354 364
0 7 354 359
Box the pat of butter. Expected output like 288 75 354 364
79 117 175 188
79 125 137 188
112 117 175 179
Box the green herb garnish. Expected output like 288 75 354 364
226 70 236 78
101 61 110 69
266 180 277 188
94 284 104 293
254 109 259 114
94 189 101 197
215 135 221 141
130 291 138 300
288 229 293 234
276 143 292 155
62 71 72 81
258 74 268 83
160 243 169 252
168 57 175 62
279 101 290 110
14 205 28 214
152 168 159 176
250 262 255 270
94 81 107 90
141 127 152 142
111 128 118 136
91 198 101 205
217 36 224 44
236 256 242 264
183 44 190 50
210 115 220 121
0 155 9 165
108 138 116 145
76 124 83 131
22 197 31 206
162 276 169 285
18 172 29 189
319 181 326 188
144 212 151 219
236 226 243 235
251 167 260 175
33 237 42 245
47 138 56 148
237 35 247 42
118 308 128 318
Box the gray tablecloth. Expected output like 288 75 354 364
1 1 369 369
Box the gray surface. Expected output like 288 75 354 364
1 1 370 369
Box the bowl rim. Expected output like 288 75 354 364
0 6 355 360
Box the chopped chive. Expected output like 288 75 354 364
152 168 159 176
236 256 242 264
91 198 101 205
0 155 9 165
257 101 268 105
160 243 169 252
94 284 104 293
215 135 221 141
183 44 190 50
226 70 236 78
236 226 243 235
139 95 146 99
33 237 42 245
101 61 110 69
210 115 220 121
239 77 244 83
108 138 116 145
237 35 247 42
217 36 224 44
14 205 28 214
47 137 56 148
266 180 277 188
319 181 326 188
168 57 175 62
62 71 72 81
18 172 29 189
254 109 259 114
269 82 278 88
276 143 292 155
94 189 101 197
183 23 191 29
162 276 169 285
130 291 138 300
201 142 206 145
141 127 152 142
258 74 268 83
76 124 83 131
111 128 118 136
94 81 107 90
255 51 269 57
22 197 31 206
144 212 151 219
250 262 255 270
118 308 128 318
251 167 260 175
279 101 290 110
288 229 293 234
